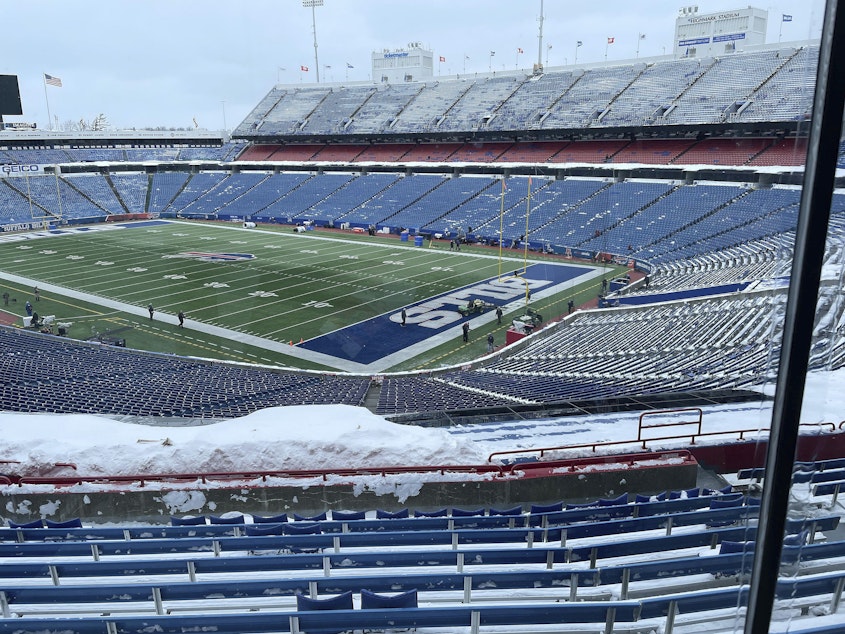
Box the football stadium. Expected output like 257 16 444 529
0 2 844 632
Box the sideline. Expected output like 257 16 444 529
0 270 365 373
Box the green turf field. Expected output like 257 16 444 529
0 220 625 372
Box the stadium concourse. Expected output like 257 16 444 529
1 40 845 632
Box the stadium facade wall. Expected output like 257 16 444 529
0 460 696 524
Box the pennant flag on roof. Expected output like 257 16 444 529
300 65 309 72
783 14 793 21
346 62 354 68
607 37 615 44
517 47 523 54
439 55 445 62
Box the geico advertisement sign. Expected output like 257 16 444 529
0 164 44 177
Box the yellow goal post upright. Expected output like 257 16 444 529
497 176 532 306
19 169 62 225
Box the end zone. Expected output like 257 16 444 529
300 261 605 372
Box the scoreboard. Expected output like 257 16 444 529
0 75 23 116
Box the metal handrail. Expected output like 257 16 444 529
487 421 837 463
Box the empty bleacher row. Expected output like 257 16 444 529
0 328 369 417
5 170 833 271
235 46 818 139
377 292 798 414
614 213 845 300
634 234 794 293
0 135 815 168
238 135 813 166
0 488 841 634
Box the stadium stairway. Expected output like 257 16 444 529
362 382 381 412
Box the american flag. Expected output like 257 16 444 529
44 74 62 87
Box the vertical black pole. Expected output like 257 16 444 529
745 1 845 632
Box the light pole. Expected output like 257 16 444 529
536 0 545 70
302 0 323 83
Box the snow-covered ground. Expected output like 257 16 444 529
2 368 843 488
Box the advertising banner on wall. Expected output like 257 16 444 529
0 220 50 232
0 164 47 178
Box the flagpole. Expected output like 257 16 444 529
42 75 52 131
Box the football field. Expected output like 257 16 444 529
0 220 615 372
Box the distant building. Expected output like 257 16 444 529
674 5 768 58
372 42 433 83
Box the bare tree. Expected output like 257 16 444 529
91 113 109 131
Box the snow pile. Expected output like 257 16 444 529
2 369 845 485
0 405 488 477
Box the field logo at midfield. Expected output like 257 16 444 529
174 252 256 262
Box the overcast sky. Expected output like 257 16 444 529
0 0 825 132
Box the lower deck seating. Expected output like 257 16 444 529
0 494 839 634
